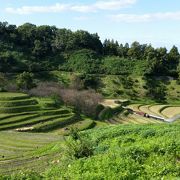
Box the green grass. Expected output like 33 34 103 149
0 99 38 107
44 123 180 179
32 114 76 132
53 119 95 135
1 123 179 179
0 131 63 175
0 93 29 100
0 105 41 113
0 92 78 132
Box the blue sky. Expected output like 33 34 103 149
0 0 180 49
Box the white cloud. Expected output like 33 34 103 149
73 16 90 21
6 3 70 14
95 0 137 10
110 11 180 23
5 0 137 14
70 5 96 13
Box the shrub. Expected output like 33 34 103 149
64 128 94 159
29 82 62 97
5 83 18 92
98 107 113 120
142 129 156 138
29 82 103 117
98 106 123 120
95 104 105 119
16 72 36 90
59 89 103 117
51 94 63 107
0 73 7 91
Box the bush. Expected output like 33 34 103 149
0 73 7 92
142 129 156 138
98 107 113 120
59 89 103 117
29 82 63 97
95 104 105 119
29 82 103 117
16 72 36 90
98 106 123 120
64 128 94 159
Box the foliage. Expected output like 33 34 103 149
71 73 101 90
98 107 113 120
177 63 180 84
16 72 36 90
43 124 180 179
0 21 179 78
102 56 147 75
95 104 105 119
98 105 123 120
0 73 7 91
61 49 102 74
145 77 167 102
29 82 103 117
64 128 94 159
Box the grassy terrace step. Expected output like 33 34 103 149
0 105 40 113
0 114 39 126
114 113 161 125
161 106 180 118
0 109 71 120
0 93 29 101
0 99 38 107
0 131 62 164
39 108 71 116
32 114 76 132
0 112 37 120
0 113 73 131
148 105 168 117
54 119 95 135
138 105 158 116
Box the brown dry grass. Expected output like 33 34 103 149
161 107 180 118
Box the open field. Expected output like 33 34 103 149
0 131 63 175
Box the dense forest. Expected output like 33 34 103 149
0 21 180 79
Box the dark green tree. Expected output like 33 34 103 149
168 46 179 64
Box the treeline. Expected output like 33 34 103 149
0 21 180 77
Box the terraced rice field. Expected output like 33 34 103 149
0 92 79 132
105 102 178 125
111 114 161 125
0 131 63 174
148 105 168 117
161 106 180 118
127 103 180 121
0 92 96 174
